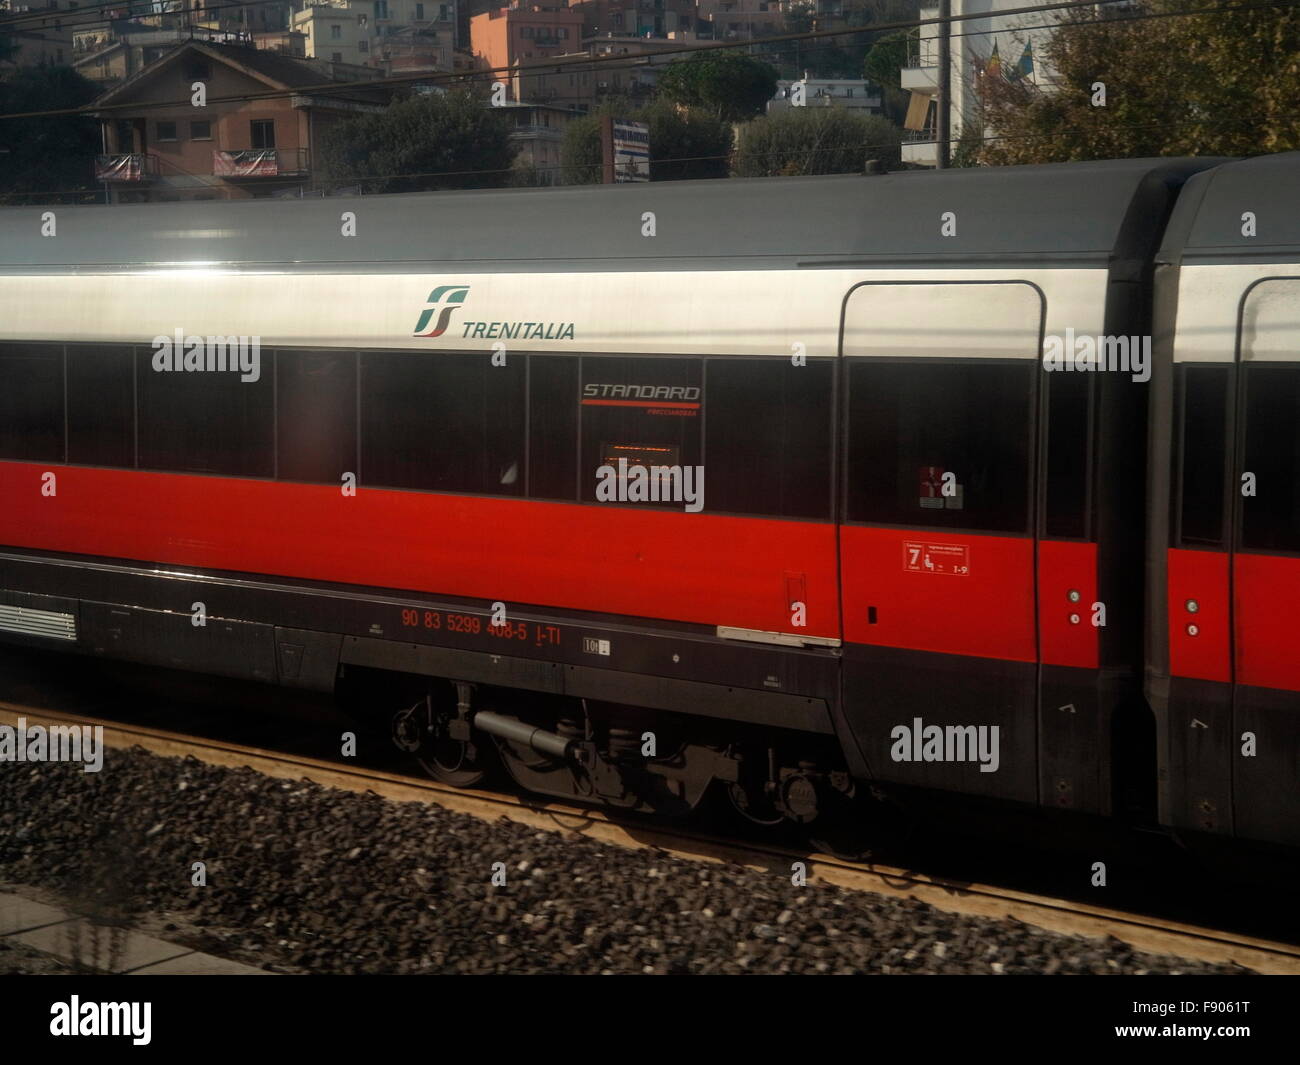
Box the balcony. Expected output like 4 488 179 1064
901 128 937 167
594 81 654 98
902 7 938 92
213 148 310 179
94 153 159 182
901 45 938 92
509 123 564 138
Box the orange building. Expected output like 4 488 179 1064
470 3 584 72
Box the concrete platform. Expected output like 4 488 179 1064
0 890 271 975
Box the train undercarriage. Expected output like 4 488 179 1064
375 673 857 831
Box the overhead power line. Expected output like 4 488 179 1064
2 100 1293 204
0 0 1250 121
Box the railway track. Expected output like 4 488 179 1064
2 701 1297 975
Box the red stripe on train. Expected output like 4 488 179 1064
1234 552 1300 692
580 400 700 409
1167 548 1231 684
0 462 840 639
1037 539 1099 670
840 525 1036 663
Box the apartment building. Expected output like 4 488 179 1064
293 3 371 65
293 0 456 70
696 0 783 40
496 100 578 181
568 0 700 38
471 4 585 70
0 0 73 69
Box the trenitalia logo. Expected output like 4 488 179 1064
413 285 577 342
413 284 470 337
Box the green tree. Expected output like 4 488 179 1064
862 29 910 125
560 100 731 184
640 100 732 181
315 89 515 193
732 108 902 177
0 65 101 204
950 119 986 169
508 160 550 187
655 50 780 123
560 110 603 185
978 1 1300 164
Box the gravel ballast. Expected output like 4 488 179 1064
0 749 1253 975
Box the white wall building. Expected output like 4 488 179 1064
900 0 1059 166
293 0 456 69
294 3 370 64
768 74 883 114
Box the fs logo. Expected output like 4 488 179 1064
413 284 469 337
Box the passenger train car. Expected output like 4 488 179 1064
0 153 1295 849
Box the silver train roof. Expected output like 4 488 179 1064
1159 151 1300 264
0 157 1227 272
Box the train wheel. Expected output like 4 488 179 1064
416 740 489 789
725 781 785 827
392 695 491 788
808 786 908 861
807 820 872 862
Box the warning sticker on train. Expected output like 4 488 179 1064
903 542 971 576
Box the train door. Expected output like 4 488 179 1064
1165 278 1300 847
837 281 1044 802
1163 353 1235 838
1232 279 1300 845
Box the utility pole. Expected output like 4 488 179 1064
936 0 951 169
600 114 615 184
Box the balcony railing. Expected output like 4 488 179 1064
94 153 159 182
213 148 310 178
905 39 937 69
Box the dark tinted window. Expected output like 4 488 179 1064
0 342 64 462
529 356 578 500
705 359 831 519
1043 372 1092 539
138 345 274 477
278 350 357 485
67 345 134 468
1240 363 1300 553
1175 364 1231 548
361 352 524 494
847 359 1033 532
579 357 701 506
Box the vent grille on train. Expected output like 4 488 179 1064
0 604 77 641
